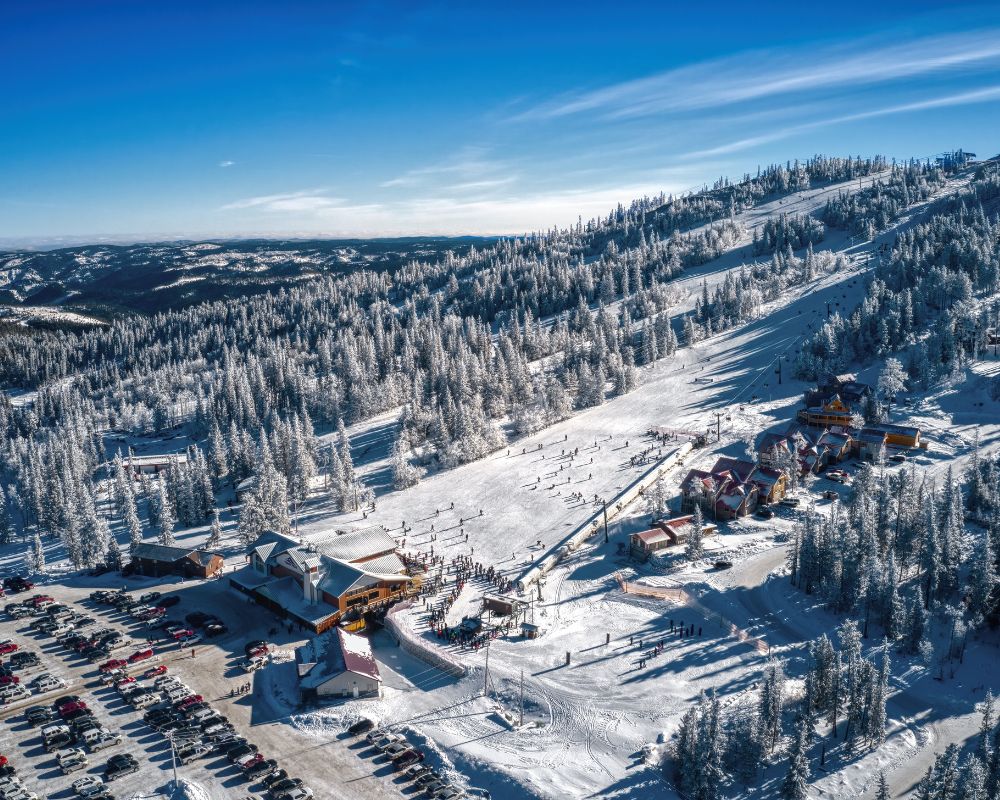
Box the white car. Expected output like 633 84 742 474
56 746 88 763
33 675 66 693
60 754 90 774
72 776 106 797
2 790 39 800
1 684 30 702
80 728 122 751
242 657 267 673
275 788 313 800
164 685 193 703
130 692 159 709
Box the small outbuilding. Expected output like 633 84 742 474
295 628 382 701
521 622 542 640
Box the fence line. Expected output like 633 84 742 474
384 600 469 679
616 573 769 655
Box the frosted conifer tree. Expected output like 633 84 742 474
686 505 705 561
157 480 175 546
29 531 45 574
206 507 223 550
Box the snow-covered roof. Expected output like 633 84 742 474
634 529 672 546
318 560 382 598
131 543 218 562
311 526 398 564
294 628 381 689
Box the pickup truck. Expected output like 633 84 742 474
81 729 122 752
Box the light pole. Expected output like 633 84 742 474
167 730 178 788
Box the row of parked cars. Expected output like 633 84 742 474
84 588 311 800
1 595 95 705
136 667 311 800
350 721 465 799
18 593 145 800
0 751 38 800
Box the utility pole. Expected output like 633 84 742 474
712 412 723 441
168 730 178 788
519 669 524 727
602 499 609 543
776 358 782 386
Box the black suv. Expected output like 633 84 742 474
104 754 139 781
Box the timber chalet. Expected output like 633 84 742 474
231 526 411 633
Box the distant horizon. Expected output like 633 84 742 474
0 147 979 251
3 1 999 242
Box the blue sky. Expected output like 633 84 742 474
2 1 999 244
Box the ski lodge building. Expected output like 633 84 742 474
679 458 787 520
294 628 381 701
231 526 411 633
128 543 224 579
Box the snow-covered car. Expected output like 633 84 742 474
382 741 410 759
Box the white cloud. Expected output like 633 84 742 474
220 189 345 212
215 181 678 237
380 147 508 189
218 160 235 168
680 84 1000 159
516 29 1000 122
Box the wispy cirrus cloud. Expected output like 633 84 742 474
220 189 346 212
380 146 510 189
218 160 235 168
516 29 1000 122
680 84 1000 159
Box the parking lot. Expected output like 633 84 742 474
0 575 413 800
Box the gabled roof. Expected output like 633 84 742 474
131 543 203 562
357 552 408 577
311 526 398 564
294 628 380 689
634 529 672 546
318 560 382 598
248 530 300 560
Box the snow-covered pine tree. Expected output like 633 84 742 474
157 480 175 546
206 507 223 550
780 717 810 800
686 505 705 562
29 530 45 574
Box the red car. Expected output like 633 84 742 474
0 676 19 685
99 659 127 673
58 700 87 717
144 665 167 679
115 677 136 689
128 648 154 664
178 695 203 709
30 595 53 606
171 629 194 640
0 755 7 767
240 753 264 770
247 645 268 659
0 644 18 656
